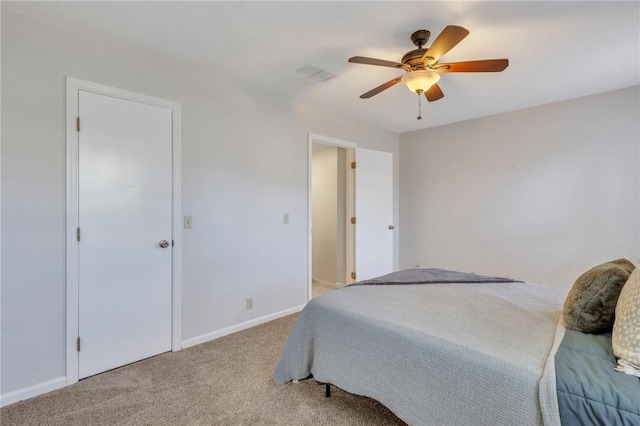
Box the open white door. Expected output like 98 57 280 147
355 148 393 281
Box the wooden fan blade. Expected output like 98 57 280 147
349 56 409 70
437 59 509 73
425 83 444 102
360 76 404 99
421 25 469 64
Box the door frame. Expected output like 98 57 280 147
65 77 182 385
307 133 356 301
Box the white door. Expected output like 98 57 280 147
78 90 173 379
355 148 394 280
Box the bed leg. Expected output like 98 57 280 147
325 383 331 398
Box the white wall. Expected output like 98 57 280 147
400 87 640 288
0 10 399 399
312 146 338 284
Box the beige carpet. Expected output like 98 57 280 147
1 314 405 425
312 281 338 299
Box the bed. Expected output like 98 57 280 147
274 268 640 425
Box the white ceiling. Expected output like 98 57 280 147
5 1 639 134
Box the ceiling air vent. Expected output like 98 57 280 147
296 65 336 82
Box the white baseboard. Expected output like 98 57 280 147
181 304 305 349
0 376 67 407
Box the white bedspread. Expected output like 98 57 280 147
274 282 567 426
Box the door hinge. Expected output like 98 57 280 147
76 117 80 132
76 227 81 242
351 161 356 169
350 217 356 224
351 272 356 280
77 337 81 352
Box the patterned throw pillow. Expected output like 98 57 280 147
612 265 640 377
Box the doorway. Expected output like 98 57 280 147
65 78 182 383
311 143 349 297
308 134 395 300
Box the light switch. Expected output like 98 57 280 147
184 215 193 229
283 213 290 224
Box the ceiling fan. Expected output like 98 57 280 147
349 26 509 102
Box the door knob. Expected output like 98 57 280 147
388 225 395 230
159 240 170 248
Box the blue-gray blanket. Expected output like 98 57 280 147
349 268 522 286
555 329 640 425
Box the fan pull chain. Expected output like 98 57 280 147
417 93 422 120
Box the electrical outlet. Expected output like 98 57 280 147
246 297 253 310
283 213 290 224
184 215 193 229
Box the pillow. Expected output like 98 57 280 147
612 265 640 377
609 258 636 275
562 259 635 333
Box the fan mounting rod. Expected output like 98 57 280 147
403 29 436 70
410 29 431 48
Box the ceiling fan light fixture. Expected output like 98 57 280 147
401 70 440 94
